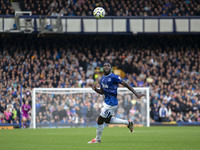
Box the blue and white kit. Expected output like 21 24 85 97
100 73 122 118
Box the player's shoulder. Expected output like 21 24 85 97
110 73 119 78
100 75 105 82
111 73 123 81
101 75 105 78
100 75 105 79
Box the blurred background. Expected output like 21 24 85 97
0 0 199 129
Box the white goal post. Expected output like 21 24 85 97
31 87 150 128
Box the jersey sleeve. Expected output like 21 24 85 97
113 74 122 83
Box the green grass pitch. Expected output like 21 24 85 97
1 127 200 150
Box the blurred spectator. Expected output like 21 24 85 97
0 102 7 113
4 108 13 123
159 103 169 122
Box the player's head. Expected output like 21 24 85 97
103 62 112 75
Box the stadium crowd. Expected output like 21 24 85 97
20 0 200 16
0 35 199 126
1 0 200 16
0 0 15 15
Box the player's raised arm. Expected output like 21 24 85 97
92 83 104 95
120 80 145 99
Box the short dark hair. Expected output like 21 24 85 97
103 61 112 67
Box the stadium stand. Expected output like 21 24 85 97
1 0 200 16
19 0 200 16
0 0 15 15
0 35 199 125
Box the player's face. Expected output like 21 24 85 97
103 63 111 75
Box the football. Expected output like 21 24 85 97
93 7 105 19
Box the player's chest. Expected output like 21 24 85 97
24 106 29 110
101 77 113 88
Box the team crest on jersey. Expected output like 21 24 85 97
118 77 121 80
108 78 111 82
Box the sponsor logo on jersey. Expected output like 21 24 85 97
102 83 108 88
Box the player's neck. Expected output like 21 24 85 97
104 72 112 76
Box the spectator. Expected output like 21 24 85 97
4 108 13 123
0 102 7 113
159 103 169 122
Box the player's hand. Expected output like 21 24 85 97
137 94 146 99
92 84 97 90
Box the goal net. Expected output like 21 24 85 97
31 88 149 128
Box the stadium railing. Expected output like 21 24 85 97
0 15 200 34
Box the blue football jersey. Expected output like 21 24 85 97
100 73 122 106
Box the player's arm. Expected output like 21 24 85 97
121 80 145 99
92 84 104 95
